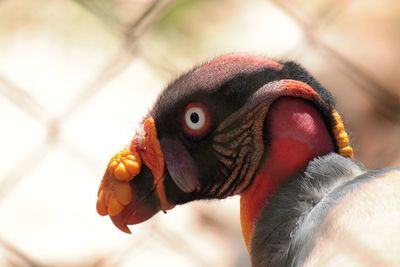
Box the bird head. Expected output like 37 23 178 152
96 54 353 237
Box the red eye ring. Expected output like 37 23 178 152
182 102 211 138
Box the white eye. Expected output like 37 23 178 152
185 107 206 130
182 103 211 137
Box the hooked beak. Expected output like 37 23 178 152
96 117 175 234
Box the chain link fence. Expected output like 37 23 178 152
0 0 399 266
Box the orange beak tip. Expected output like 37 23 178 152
119 225 132 235
110 216 132 234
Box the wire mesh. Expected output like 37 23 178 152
0 0 399 266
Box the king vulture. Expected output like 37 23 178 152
96 54 400 267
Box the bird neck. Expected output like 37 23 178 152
239 98 335 251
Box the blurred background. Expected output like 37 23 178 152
0 0 399 266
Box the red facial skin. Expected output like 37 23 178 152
240 98 335 249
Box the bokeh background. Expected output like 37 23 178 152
0 0 399 266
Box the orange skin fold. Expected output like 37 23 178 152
132 118 175 211
96 117 174 232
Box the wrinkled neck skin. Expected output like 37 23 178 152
240 98 335 250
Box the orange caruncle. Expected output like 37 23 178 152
96 148 141 217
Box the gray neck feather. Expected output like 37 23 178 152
250 153 365 267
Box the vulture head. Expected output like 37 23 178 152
96 54 356 259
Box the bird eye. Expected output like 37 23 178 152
185 107 205 130
182 103 210 137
